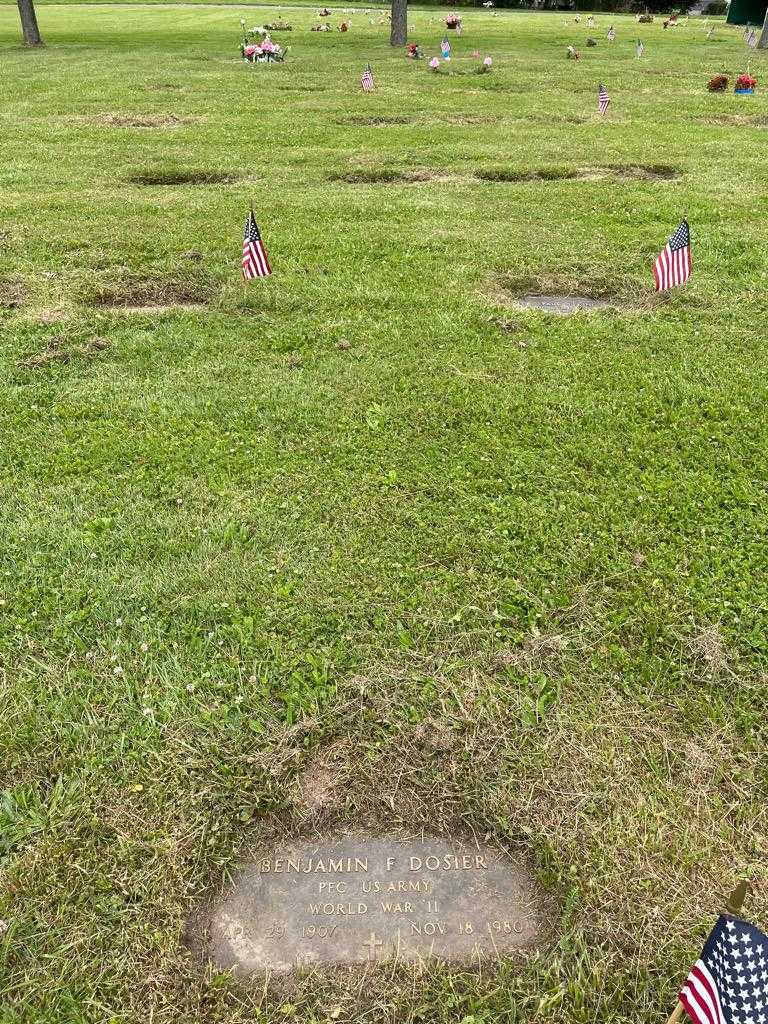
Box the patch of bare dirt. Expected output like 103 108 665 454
291 742 351 817
413 719 460 753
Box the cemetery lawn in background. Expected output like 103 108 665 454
0 6 766 1023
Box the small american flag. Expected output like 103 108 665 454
361 63 374 91
598 83 610 114
747 28 757 47
607 25 616 41
679 915 768 1024
242 208 271 279
653 219 691 291
636 38 644 57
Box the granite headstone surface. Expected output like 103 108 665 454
205 835 543 975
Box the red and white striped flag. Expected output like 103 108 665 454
242 208 272 279
653 219 691 291
361 63 374 91
598 83 610 114
678 914 768 1024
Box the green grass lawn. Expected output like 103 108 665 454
1 5 767 1022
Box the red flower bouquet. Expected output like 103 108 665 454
735 73 757 93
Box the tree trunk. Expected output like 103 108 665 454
17 0 43 46
390 0 407 46
758 6 768 48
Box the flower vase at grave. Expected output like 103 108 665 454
734 74 757 94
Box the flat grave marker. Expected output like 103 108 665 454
203 835 544 976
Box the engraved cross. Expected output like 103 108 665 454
362 931 383 959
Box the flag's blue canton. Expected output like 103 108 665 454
245 214 262 244
668 219 690 252
681 916 768 1024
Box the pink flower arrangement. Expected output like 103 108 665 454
445 12 461 29
241 34 284 62
429 56 440 70
483 55 492 67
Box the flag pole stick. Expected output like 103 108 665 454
664 881 748 1024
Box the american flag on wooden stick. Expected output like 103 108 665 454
653 219 691 291
242 207 272 279
598 83 610 114
678 915 768 1024
636 38 645 57
361 63 374 91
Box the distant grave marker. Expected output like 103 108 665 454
202 836 544 976
515 295 613 314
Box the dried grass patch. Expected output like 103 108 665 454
19 335 109 369
337 115 417 126
703 113 768 127
681 623 731 678
330 168 441 185
0 278 24 310
476 165 679 184
582 164 681 181
475 167 578 183
88 275 216 311
125 169 238 186
98 112 197 128
31 307 70 326
277 85 329 93
494 632 570 672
